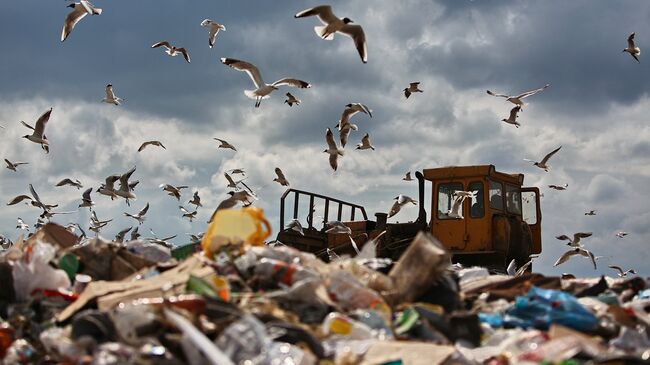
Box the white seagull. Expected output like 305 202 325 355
200 19 226 48
487 84 550 108
295 5 368 63
179 206 197 222
114 227 132 243
4 159 28 172
21 108 52 153
78 187 94 209
404 82 423 99
214 138 237 151
152 41 191 63
220 58 311 107
548 184 568 191
138 140 166 152
524 146 562 172
356 133 375 150
623 32 640 63
608 265 637 278
61 0 102 42
388 194 417 218
124 202 149 225
502 105 522 128
16 218 29 231
555 232 592 247
102 84 124 105
337 103 372 129
56 178 82 189
114 166 137 205
324 128 344 171
446 194 467 219
554 247 597 270
273 168 290 186
188 191 202 208
97 175 120 200
616 231 628 238
285 92 300 107
403 172 413 181
160 184 188 201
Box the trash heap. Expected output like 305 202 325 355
0 216 649 364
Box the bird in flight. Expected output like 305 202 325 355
324 128 344 171
584 210 596 216
554 247 597 270
200 19 226 48
21 108 52 153
356 133 375 150
214 138 237 151
124 202 150 225
152 41 191 63
138 140 166 152
61 0 102 42
616 231 628 238
622 32 640 63
4 159 28 172
548 184 568 191
102 84 124 105
502 105 521 128
388 195 417 218
487 84 550 109
524 146 562 172
284 92 300 107
403 172 413 181
403 82 423 99
56 178 83 189
295 5 368 63
608 265 636 278
555 232 592 247
188 191 202 208
273 168 290 186
220 58 311 107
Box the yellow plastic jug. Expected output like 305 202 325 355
201 207 272 259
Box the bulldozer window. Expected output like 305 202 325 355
522 191 538 224
437 182 463 219
489 180 504 211
468 181 484 218
506 184 522 215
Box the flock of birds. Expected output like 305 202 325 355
0 3 643 277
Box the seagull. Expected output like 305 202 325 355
124 202 149 225
487 84 550 109
130 226 141 241
507 254 540 277
554 247 597 270
555 232 592 247
284 92 300 107
295 5 368 63
78 187 94 209
0 236 13 250
585 210 596 216
188 232 204 244
28 184 55 214
56 178 82 189
4 159 28 172
148 229 177 248
616 231 628 238
16 218 29 231
21 108 52 153
273 167 290 186
200 19 226 48
224 172 241 189
502 105 522 128
623 32 640 63
337 103 372 130
388 194 417 218
137 141 165 152
548 184 568 191
403 172 413 181
339 123 358 148
97 174 120 200
115 227 133 243
446 194 466 219
188 191 202 208
220 58 311 107
285 219 304 235
152 41 190 63
608 265 637 278
324 128 344 171
230 168 245 175
209 190 258 221
7 194 34 206
403 82 423 99
214 138 237 151
102 84 124 105
114 166 137 205
160 184 188 201
61 0 102 42
356 133 375 150
179 206 197 222
524 146 562 172
325 221 352 234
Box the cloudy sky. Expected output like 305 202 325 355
1 1 649 277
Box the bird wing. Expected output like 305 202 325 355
582 249 597 269
117 226 132 237
34 108 52 137
137 141 151 152
21 121 35 131
507 259 517 276
608 265 624 275
515 260 533 276
105 84 116 100
326 128 338 150
177 48 191 63
161 235 177 241
179 206 189 214
294 5 338 25
486 90 509 98
573 232 592 241
275 167 286 181
361 133 370 145
271 78 311 88
224 173 237 186
56 178 73 186
450 195 464 215
339 24 368 63
105 174 120 190
340 127 351 148
553 249 577 266
410 82 420 88
81 187 92 200
151 41 171 49
220 58 264 89
353 103 372 117
329 153 339 171
540 146 562 165
555 235 570 241
119 166 136 190
29 184 43 205
509 105 521 119
61 6 87 42
516 84 550 99
628 32 636 49
7 195 33 205
139 202 149 216
388 200 401 218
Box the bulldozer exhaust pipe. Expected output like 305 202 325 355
415 171 427 224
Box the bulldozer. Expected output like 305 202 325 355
276 165 542 271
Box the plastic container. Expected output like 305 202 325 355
201 207 272 259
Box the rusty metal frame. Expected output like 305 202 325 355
280 189 368 230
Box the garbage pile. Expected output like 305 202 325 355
0 212 649 364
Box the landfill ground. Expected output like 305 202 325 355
0 221 648 365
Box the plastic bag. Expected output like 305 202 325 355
202 207 271 259
12 241 71 301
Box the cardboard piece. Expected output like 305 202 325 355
360 341 455 365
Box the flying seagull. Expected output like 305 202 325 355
4 159 28 172
554 247 597 270
114 166 137 205
295 5 368 63
284 92 300 107
188 191 202 208
56 178 82 189
585 210 596 216
220 58 311 107
273 167 290 186
7 195 34 206
608 265 637 278
61 0 102 42
616 231 628 238
22 108 52 153
102 84 124 105
487 84 550 108
286 219 304 235
179 206 197 222
124 202 149 225
160 184 188 201
555 232 592 247
209 190 257 222
16 218 29 231
446 194 467 219
224 172 241 189
114 227 133 243
524 146 562 172
337 103 372 129
138 141 166 152
214 138 237 151
97 174 120 200
548 184 568 191
78 187 94 209
324 128 344 171
388 194 417 218
403 172 413 181
502 105 522 128
200 19 226 48
131 226 141 241
623 32 640 63
403 82 423 99
230 168 245 175
339 122 357 148
152 41 191 63
356 133 375 150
